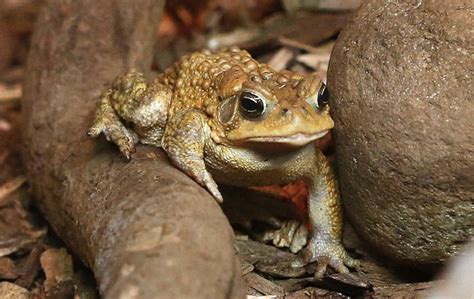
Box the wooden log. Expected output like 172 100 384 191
21 1 245 298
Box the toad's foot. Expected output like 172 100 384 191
87 88 140 159
87 90 139 159
256 219 308 254
291 238 359 278
88 120 138 160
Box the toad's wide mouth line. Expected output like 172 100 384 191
242 130 329 145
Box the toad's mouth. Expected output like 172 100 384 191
241 130 329 146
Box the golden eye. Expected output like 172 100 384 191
239 91 266 119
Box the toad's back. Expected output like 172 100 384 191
160 47 276 117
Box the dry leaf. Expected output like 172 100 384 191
267 47 294 71
0 281 30 299
0 257 18 280
296 53 331 70
0 176 26 205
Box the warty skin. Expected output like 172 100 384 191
88 47 358 275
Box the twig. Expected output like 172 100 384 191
0 84 22 104
0 119 11 131
15 245 44 289
0 151 8 166
0 176 27 205
278 36 322 53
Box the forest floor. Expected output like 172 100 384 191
0 1 444 298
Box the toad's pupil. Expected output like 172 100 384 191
240 92 265 118
241 97 259 112
318 84 330 108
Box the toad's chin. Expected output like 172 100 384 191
242 130 329 147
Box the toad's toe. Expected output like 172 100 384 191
291 239 358 278
88 120 138 159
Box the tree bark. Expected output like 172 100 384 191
21 1 245 298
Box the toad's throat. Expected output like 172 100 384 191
240 130 329 146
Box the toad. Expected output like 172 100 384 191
87 47 357 275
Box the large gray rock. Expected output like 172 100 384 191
328 0 473 268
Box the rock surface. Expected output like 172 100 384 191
328 1 473 268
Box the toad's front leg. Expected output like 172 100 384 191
293 149 358 277
161 109 223 203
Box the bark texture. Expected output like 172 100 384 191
22 1 245 298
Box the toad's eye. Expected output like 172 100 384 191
239 91 266 119
307 83 330 110
317 83 329 108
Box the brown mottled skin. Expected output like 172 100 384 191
88 47 358 276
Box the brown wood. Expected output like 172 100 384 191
21 1 245 298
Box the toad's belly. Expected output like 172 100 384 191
204 141 317 187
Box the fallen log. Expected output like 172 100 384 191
21 1 245 298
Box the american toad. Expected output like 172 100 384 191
87 47 357 275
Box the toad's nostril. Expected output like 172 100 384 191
282 108 291 116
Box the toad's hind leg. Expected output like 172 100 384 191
88 70 171 158
161 109 223 203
